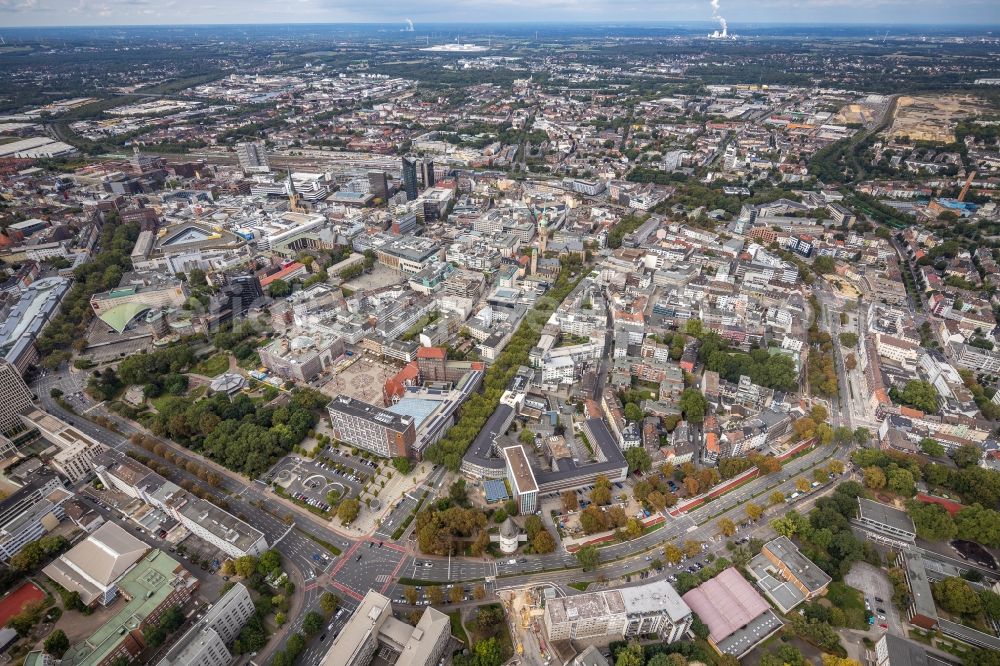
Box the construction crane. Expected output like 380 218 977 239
958 170 976 202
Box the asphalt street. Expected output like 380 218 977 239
32 363 855 666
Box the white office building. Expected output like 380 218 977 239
544 580 692 643
157 583 256 666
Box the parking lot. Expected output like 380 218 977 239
266 449 378 509
844 561 901 637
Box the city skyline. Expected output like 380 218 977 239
1 0 999 28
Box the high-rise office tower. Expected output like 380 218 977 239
235 141 270 174
401 156 418 201
368 170 389 201
0 361 32 436
421 159 435 189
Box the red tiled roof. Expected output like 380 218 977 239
260 261 305 287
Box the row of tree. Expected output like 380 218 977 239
36 219 142 368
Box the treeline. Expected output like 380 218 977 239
853 446 1000 508
146 389 328 478
806 297 839 399
36 219 141 368
423 261 584 471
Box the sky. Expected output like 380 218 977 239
0 0 998 28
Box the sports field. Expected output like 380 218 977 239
0 581 45 626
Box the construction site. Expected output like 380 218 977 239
886 94 991 143
499 586 559 666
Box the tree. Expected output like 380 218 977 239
796 477 811 493
234 555 258 578
268 279 292 298
580 506 608 534
683 540 702 557
404 586 418 605
257 550 281 576
951 444 982 469
450 586 464 604
863 466 886 489
624 447 652 473
980 588 1000 621
576 545 599 571
888 469 915 496
519 428 535 445
532 529 557 554
906 501 957 541
770 514 801 538
338 498 360 525
718 518 736 537
663 543 683 564
44 629 69 658
615 641 644 666
303 611 324 636
562 490 578 512
827 460 846 475
920 438 945 458
853 427 871 446
814 255 836 274
838 332 858 347
449 479 470 506
319 592 340 616
392 457 412 475
474 585 486 600
591 485 612 506
475 638 504 666
933 577 982 617
427 586 443 605
690 614 710 639
892 380 938 414
822 657 862 666
746 503 765 522
678 389 707 424
955 504 1000 547
769 491 786 506
624 403 643 422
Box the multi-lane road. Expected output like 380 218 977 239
32 362 854 666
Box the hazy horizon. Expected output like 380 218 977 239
1 0 998 29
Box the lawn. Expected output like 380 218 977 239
824 581 868 629
192 353 230 377
827 581 865 610
448 611 468 645
568 581 591 592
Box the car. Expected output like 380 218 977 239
644 556 652 561
379 542 383 548
519 558 527 563
879 623 888 629
320 634 327 642
875 596 884 603
355 554 362 562
877 608 885 614
424 562 433 568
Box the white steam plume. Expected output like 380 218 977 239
710 0 728 35
404 18 414 31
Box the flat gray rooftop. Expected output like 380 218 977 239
857 498 915 534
